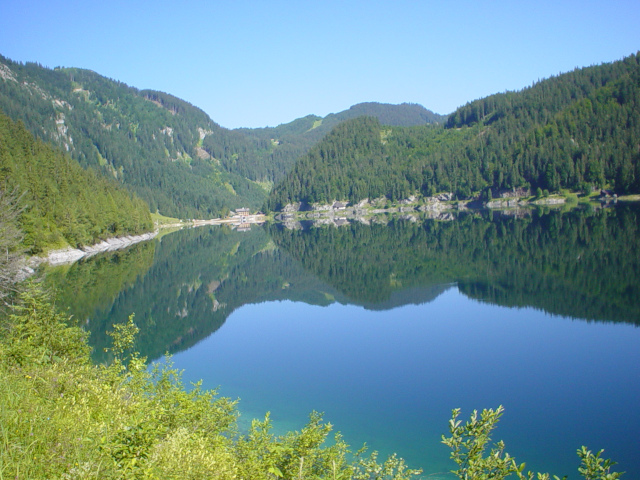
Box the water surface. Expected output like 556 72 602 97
170 290 640 478
47 206 640 478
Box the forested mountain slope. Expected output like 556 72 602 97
0 112 152 253
0 56 265 218
267 53 640 210
232 102 443 184
0 55 444 216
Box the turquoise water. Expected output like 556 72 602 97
166 289 640 478
47 206 640 478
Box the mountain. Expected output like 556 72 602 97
231 102 443 185
0 111 152 253
267 53 640 210
0 55 266 218
14 50 632 219
0 54 444 217
326 101 443 126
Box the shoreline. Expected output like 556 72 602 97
274 192 640 222
26 213 268 271
30 231 159 269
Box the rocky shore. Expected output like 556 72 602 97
20 231 159 276
46 231 158 266
273 189 627 223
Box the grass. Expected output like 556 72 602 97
150 212 183 226
254 179 274 193
617 193 640 202
309 119 323 131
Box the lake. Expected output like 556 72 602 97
46 204 640 479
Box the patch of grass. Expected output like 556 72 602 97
254 179 274 193
565 193 579 204
618 194 640 202
223 182 236 195
310 119 323 130
151 212 182 226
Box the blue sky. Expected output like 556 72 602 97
1 0 639 129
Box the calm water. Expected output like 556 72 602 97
47 206 640 479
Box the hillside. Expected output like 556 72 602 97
0 54 445 217
0 56 266 218
267 53 640 210
0 112 152 253
232 102 443 184
326 101 443 126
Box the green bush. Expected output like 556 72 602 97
442 406 623 480
0 283 421 479
0 283 623 479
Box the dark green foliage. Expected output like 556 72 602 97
269 206 640 325
0 56 265 218
269 53 640 207
0 187 24 302
326 102 444 126
0 112 152 253
231 102 444 185
266 115 479 210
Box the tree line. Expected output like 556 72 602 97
0 111 152 253
268 205 640 325
267 53 640 210
0 56 265 218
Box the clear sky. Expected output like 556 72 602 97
1 0 639 129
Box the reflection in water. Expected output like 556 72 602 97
268 205 640 323
46 205 640 478
48 205 640 363
44 241 156 324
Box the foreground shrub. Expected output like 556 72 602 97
0 283 622 479
0 284 421 479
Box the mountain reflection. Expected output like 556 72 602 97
269 205 640 324
47 204 640 362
